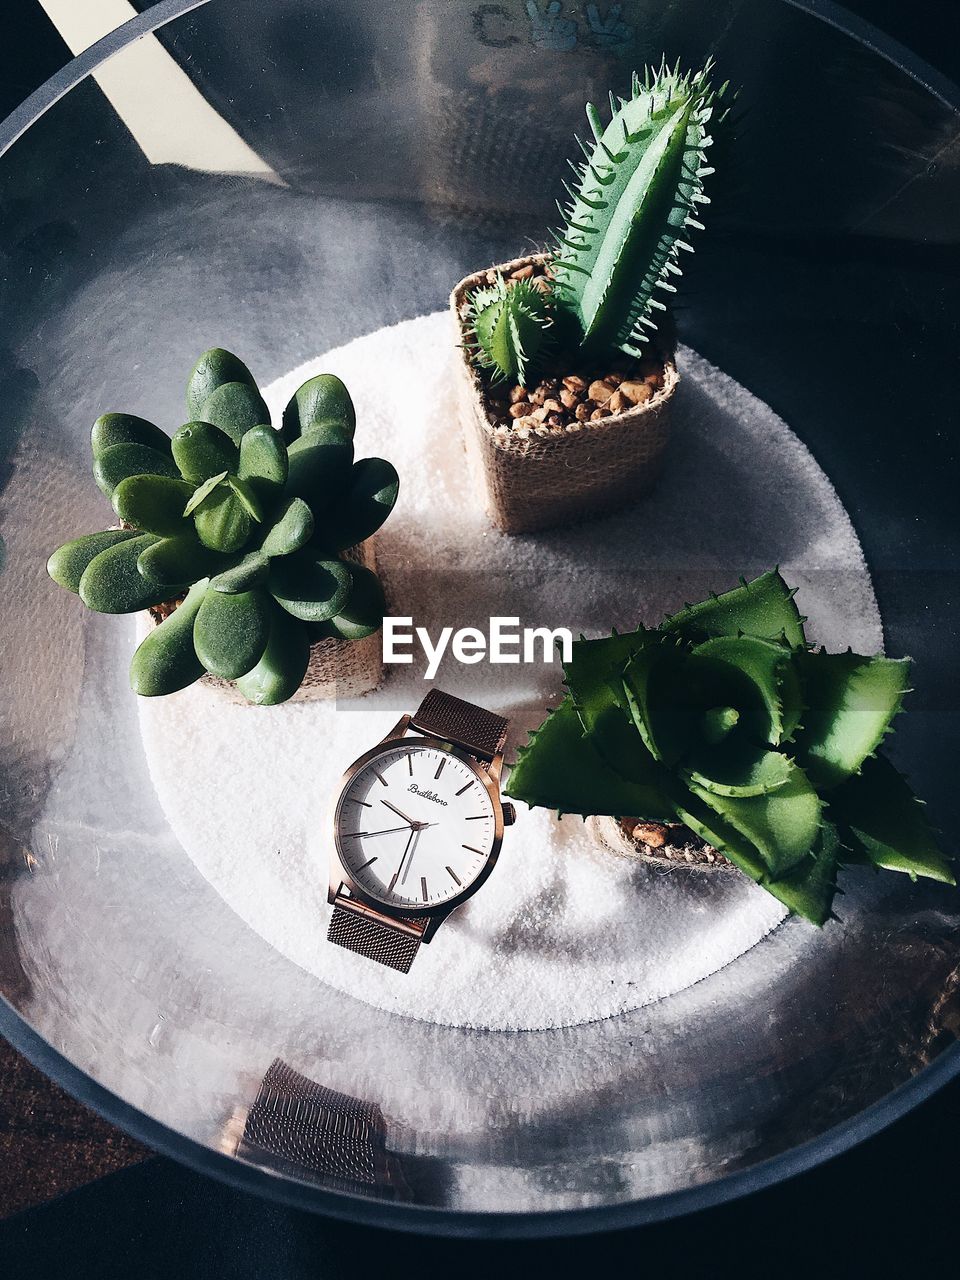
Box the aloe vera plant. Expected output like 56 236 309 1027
47 349 399 705
464 59 726 383
506 570 952 924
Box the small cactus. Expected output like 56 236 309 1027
463 275 553 386
506 570 952 924
47 349 399 705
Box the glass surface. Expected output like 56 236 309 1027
0 0 958 1233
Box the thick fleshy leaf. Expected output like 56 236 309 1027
261 497 313 557
210 552 269 594
200 381 270 445
193 485 251 553
186 348 258 420
238 424 288 503
284 423 354 505
564 628 667 783
79 534 177 613
269 552 352 622
226 473 265 523
281 373 356 443
92 442 180 498
313 563 385 640
91 413 170 461
690 634 794 746
193 587 271 679
793 650 911 790
762 822 840 927
684 738 793 797
621 642 693 766
112 474 194 536
505 695 676 820
660 569 806 648
315 458 399 550
235 605 310 705
138 535 234 586
47 528 140 593
130 580 208 696
673 791 768 883
183 471 228 517
171 421 239 482
688 762 821 877
831 753 954 884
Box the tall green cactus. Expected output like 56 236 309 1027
550 60 726 358
506 570 953 924
47 350 399 705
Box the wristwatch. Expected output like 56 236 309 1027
327 688 516 972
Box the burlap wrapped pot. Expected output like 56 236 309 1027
451 253 678 534
141 539 382 704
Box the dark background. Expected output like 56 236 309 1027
1 1 959 1274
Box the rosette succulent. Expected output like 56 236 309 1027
506 570 952 924
47 349 399 705
464 59 729 384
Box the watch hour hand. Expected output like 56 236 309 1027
381 798 420 826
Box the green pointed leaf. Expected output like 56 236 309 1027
79 534 178 613
183 470 228 517
193 587 271 679
269 552 352 622
186 348 258 420
226 473 265 523
171 421 239 482
831 753 954 884
261 497 313 557
130 580 208 696
91 413 171 461
193 485 251 553
313 457 399 551
210 552 269 594
137 536 234 586
621 642 694 766
660 570 806 648
281 373 356 443
762 822 840 927
112 474 195 536
238 424 288 503
313 563 385 640
688 763 821 877
92 443 180 499
685 740 793 797
793 651 912 790
47 529 140 594
235 605 311 705
673 790 769 883
505 695 676 820
284 423 354 505
200 381 270 445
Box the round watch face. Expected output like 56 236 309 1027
335 743 497 910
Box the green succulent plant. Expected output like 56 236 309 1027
462 59 726 383
506 570 952 924
464 275 553 387
47 349 399 705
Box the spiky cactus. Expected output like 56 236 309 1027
464 276 553 386
47 349 399 705
506 570 952 924
551 60 725 358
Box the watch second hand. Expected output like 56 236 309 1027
348 823 434 840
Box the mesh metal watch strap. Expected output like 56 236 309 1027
410 688 508 761
327 900 425 972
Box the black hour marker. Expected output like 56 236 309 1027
346 798 371 807
434 758 446 780
373 772 388 787
356 856 377 871
388 871 399 893
462 844 485 855
420 876 428 902
407 754 413 775
446 866 462 886
455 782 472 796
465 815 487 821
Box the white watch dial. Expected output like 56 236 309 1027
335 744 496 909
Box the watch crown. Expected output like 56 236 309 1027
502 802 517 826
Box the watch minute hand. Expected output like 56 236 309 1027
381 798 420 826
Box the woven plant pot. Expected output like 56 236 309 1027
450 253 679 534
587 815 734 872
140 539 383 705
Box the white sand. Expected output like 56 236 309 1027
137 312 881 1031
